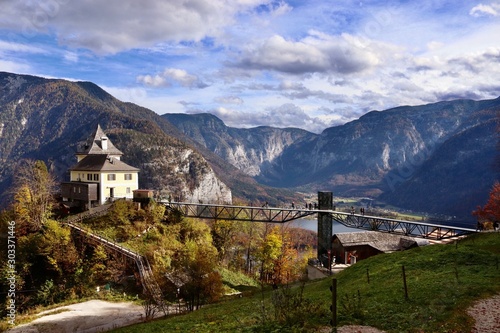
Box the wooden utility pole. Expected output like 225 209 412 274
330 278 337 328
402 265 409 299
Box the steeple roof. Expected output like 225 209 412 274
77 124 123 156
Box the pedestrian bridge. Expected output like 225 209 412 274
162 201 476 240
162 191 476 260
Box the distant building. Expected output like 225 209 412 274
332 231 428 264
61 124 139 209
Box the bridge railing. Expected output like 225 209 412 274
163 201 477 241
329 212 476 240
162 201 317 223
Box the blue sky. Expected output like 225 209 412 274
1 0 499 133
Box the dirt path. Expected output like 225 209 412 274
467 293 500 333
6 300 144 333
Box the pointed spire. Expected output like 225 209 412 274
77 124 123 157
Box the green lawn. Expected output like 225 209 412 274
111 232 500 333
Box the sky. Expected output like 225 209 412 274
0 0 499 133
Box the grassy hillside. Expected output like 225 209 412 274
110 232 500 333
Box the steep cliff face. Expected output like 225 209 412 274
184 164 232 203
163 113 316 176
107 130 232 204
379 106 499 218
0 72 231 206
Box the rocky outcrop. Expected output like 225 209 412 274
183 165 232 203
163 113 316 176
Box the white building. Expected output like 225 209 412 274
61 124 139 209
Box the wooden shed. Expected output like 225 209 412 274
331 231 425 264
133 189 155 207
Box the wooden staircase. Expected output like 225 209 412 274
64 208 167 314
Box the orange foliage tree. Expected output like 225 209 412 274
473 181 500 224
256 225 308 285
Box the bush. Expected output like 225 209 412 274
256 283 324 330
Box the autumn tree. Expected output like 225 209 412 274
181 244 224 311
256 225 283 284
145 200 166 225
234 221 264 274
13 160 56 233
144 217 224 310
473 181 500 225
210 219 238 266
255 225 309 285
36 220 80 287
108 199 136 226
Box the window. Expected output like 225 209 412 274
124 174 132 180
126 187 131 194
93 174 99 181
107 174 116 181
87 173 92 181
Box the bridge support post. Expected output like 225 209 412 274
318 191 333 267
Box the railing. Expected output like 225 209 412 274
164 201 477 241
163 201 316 223
329 212 476 240
63 208 167 314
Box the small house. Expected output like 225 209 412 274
331 231 426 264
61 124 139 209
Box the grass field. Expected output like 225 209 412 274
110 232 500 333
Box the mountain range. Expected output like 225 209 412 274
164 99 499 221
0 72 498 221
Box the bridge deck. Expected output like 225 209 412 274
164 201 317 223
163 201 476 240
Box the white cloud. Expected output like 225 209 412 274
101 85 148 105
426 41 444 51
0 40 47 54
63 51 78 63
195 104 331 133
232 32 389 75
136 74 169 88
163 68 208 88
214 96 244 104
470 3 500 17
1 0 500 134
0 59 31 73
0 0 270 55
269 1 292 17
137 68 208 89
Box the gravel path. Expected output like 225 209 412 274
467 293 500 333
6 300 144 333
